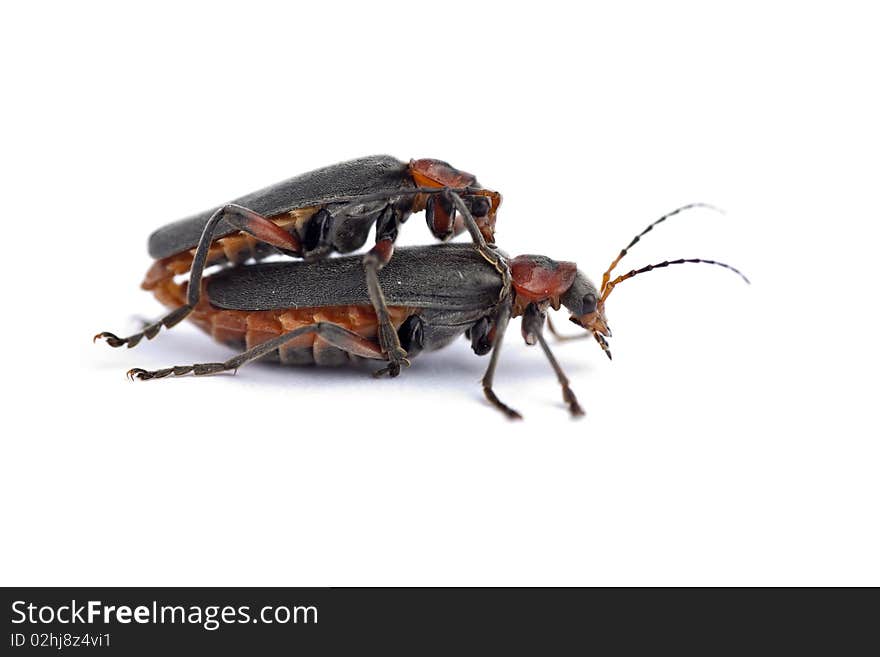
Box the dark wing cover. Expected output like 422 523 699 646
148 155 410 259
206 244 503 312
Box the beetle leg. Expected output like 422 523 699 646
445 190 513 303
127 321 385 381
447 191 490 250
535 329 585 418
425 193 457 240
96 204 302 349
546 315 591 342
520 303 583 417
363 206 410 377
481 301 522 420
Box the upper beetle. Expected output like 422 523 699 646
96 155 502 376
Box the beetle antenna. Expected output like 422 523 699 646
600 203 725 294
601 258 750 303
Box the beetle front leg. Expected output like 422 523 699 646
447 191 491 250
363 207 409 378
442 190 512 302
546 315 592 342
523 305 584 417
536 330 585 417
95 204 301 349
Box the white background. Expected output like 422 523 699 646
1 2 877 586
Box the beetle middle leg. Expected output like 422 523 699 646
127 322 385 381
363 205 410 377
481 301 522 420
329 188 507 369
96 204 301 349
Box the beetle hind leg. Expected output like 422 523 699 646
95 306 190 348
127 362 226 380
96 204 302 350
127 322 386 381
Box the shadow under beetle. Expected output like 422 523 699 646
95 155 502 376
104 204 749 419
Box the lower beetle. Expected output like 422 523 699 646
110 204 748 419
95 154 502 376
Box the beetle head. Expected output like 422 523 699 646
409 159 501 243
561 271 613 356
510 254 612 355
513 204 751 360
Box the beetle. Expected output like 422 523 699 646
112 204 749 418
95 154 502 376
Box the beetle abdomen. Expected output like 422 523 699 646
142 208 316 292
150 273 413 366
197 305 415 366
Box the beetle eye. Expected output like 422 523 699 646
582 293 597 315
467 196 491 217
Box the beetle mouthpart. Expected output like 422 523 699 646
567 314 613 358
594 332 613 360
573 311 610 337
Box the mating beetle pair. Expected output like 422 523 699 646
96 155 748 418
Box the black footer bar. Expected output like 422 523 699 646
2 587 874 654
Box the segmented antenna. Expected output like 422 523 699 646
600 203 725 294
601 258 750 303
